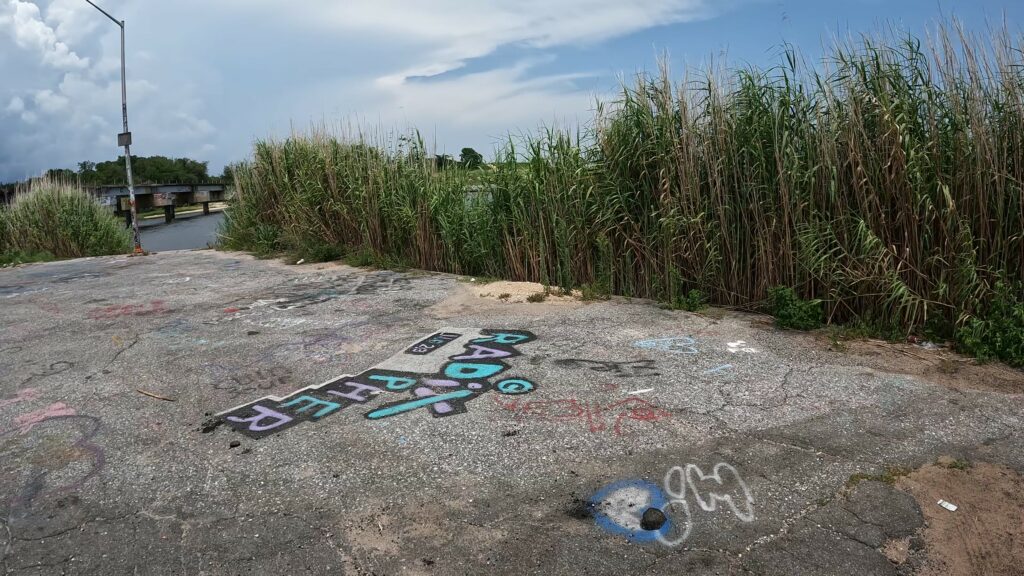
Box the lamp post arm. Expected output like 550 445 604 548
84 0 122 27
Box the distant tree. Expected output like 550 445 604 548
434 154 456 170
460 147 484 169
45 168 76 182
218 164 236 184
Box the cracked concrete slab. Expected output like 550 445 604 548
1 250 1022 575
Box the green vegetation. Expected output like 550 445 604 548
769 287 823 331
955 282 1024 367
0 250 56 268
222 25 1024 363
460 148 484 169
0 179 131 261
663 289 708 312
526 292 549 303
937 457 971 470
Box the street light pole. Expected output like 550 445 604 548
85 0 143 254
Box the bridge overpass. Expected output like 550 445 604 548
90 183 232 225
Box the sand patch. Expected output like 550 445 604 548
470 281 580 304
427 280 584 319
896 461 1024 576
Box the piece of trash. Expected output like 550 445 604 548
628 388 655 395
937 499 958 512
296 259 306 265
470 278 476 282
136 389 176 402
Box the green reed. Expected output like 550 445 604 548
223 24 1023 337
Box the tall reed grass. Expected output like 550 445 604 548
0 179 131 261
222 24 1023 339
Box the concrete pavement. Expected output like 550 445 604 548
1 250 1022 575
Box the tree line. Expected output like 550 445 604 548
2 156 232 197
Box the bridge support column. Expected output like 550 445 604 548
163 205 175 224
202 202 210 215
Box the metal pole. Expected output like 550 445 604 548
85 0 143 254
119 22 142 254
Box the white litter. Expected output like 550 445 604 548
937 499 958 512
296 259 306 265
628 388 655 395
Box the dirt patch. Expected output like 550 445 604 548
470 281 579 304
823 337 1024 394
883 537 911 565
427 281 583 319
895 461 1024 576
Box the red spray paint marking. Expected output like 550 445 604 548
88 300 168 320
0 388 40 410
494 396 671 436
15 402 77 434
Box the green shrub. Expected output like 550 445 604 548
526 292 549 303
769 287 824 331
0 250 56 268
956 282 1024 367
0 179 131 260
670 289 707 312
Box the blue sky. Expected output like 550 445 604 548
1 0 1022 180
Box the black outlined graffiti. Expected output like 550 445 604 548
216 329 539 439
406 332 461 355
552 359 660 378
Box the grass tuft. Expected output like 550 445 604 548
1 179 131 261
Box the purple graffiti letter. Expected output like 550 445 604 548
328 381 382 403
227 405 293 432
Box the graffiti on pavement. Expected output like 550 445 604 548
553 358 660 378
494 396 671 436
589 462 755 546
216 329 539 439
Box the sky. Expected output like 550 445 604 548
1 0 1023 181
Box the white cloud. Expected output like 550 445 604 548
45 0 102 45
5 96 25 113
0 0 88 69
33 88 68 113
233 0 713 81
0 0 730 180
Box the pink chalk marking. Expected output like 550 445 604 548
15 402 77 434
0 388 40 410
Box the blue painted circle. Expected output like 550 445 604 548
588 479 672 543
496 379 534 395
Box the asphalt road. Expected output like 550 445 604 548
0 250 1021 575
138 212 225 252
